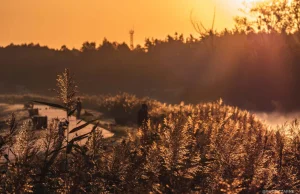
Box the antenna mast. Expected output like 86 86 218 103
129 28 134 50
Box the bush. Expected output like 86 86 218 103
96 92 161 125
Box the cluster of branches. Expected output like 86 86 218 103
234 0 300 34
0 68 99 193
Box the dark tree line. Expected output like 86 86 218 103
2 0 300 112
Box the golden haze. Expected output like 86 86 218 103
0 0 245 49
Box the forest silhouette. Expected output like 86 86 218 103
1 0 300 112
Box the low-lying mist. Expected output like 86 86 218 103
253 111 300 128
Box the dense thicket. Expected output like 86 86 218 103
2 0 300 112
1 98 299 193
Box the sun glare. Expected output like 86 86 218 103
233 0 264 5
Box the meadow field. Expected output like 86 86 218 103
0 91 299 193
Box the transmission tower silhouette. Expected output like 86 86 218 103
129 29 134 50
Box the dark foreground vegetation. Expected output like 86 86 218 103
0 91 299 193
2 0 300 112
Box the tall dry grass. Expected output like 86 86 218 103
0 94 299 193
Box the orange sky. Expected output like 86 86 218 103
0 0 246 49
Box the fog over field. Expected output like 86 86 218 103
253 111 300 128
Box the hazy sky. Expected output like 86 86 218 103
0 0 246 49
